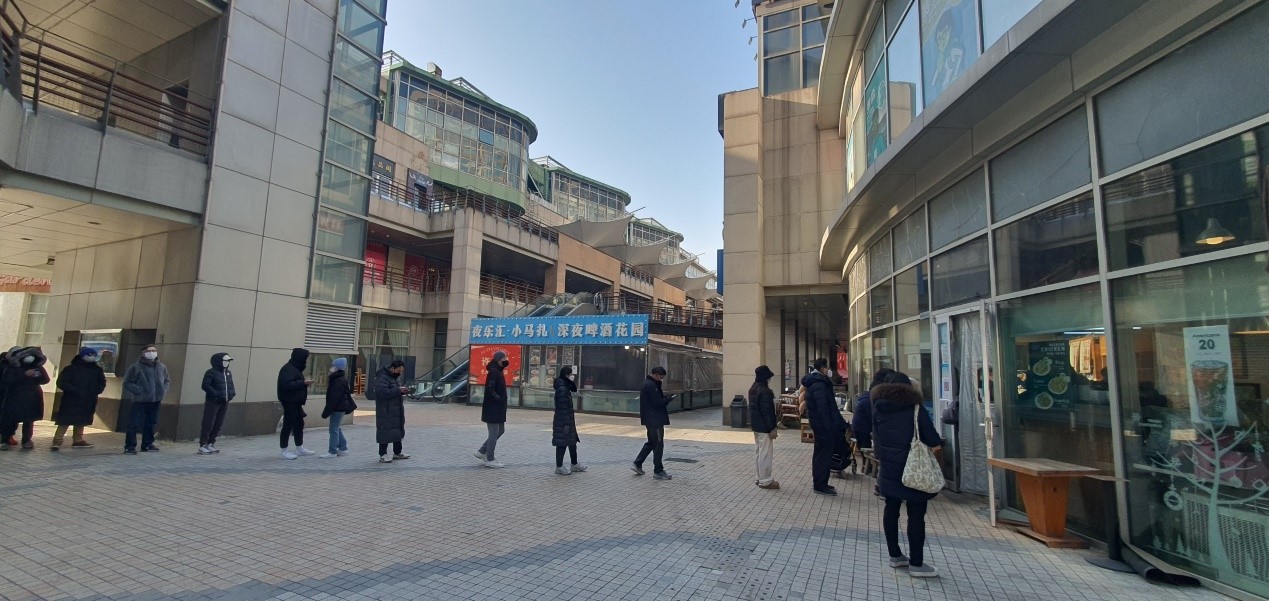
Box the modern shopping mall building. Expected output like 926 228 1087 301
721 0 1268 598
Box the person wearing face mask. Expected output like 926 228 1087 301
1 346 50 451
198 352 236 455
476 350 510 468
320 358 356 458
804 357 847 496
51 347 107 450
122 344 170 455
373 359 411 463
633 365 675 480
276 347 315 460
551 366 585 475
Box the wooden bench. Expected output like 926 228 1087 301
988 457 1100 549
800 418 814 443
777 394 801 429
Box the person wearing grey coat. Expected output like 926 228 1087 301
122 345 170 454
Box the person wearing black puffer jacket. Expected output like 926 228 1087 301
551 366 585 475
476 351 509 468
53 347 107 451
198 352 236 455
749 365 779 490
872 371 944 578
276 348 313 460
373 360 410 463
320 358 356 458
1 346 50 451
803 357 846 496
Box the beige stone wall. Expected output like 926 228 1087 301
374 122 431 184
721 88 766 399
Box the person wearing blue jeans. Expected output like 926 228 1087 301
320 358 356 458
122 345 170 455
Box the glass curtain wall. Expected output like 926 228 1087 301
549 172 627 222
761 4 829 95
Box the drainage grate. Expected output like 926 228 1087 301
665 458 699 464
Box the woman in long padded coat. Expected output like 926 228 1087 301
53 347 107 450
551 366 585 475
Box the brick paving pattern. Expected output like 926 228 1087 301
0 404 1231 600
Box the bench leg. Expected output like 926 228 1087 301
1016 474 1084 548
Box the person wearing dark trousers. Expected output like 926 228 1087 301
804 358 846 496
277 347 313 460
633 365 674 480
551 366 586 475
122 345 169 455
52 347 106 451
1 347 50 451
477 351 509 468
198 352 236 455
749 365 780 490
852 368 895 495
872 371 944 578
374 359 410 463
320 358 356 458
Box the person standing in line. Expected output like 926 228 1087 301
277 347 314 459
804 358 846 496
52 347 107 450
632 365 674 480
476 351 509 468
198 352 236 455
1 347 50 451
551 366 585 475
872 371 944 578
749 365 780 490
122 345 169 455
374 359 410 463
320 358 356 458
852 367 895 495
0 348 14 447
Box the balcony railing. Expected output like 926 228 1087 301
621 263 654 286
596 292 723 330
0 0 214 157
364 265 451 293
371 179 560 244
479 273 544 305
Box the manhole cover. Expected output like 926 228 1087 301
665 458 699 464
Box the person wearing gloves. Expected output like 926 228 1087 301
1 346 51 451
122 345 169 455
52 347 107 450
476 350 509 468
320 357 356 458
276 347 314 459
373 359 410 463
551 366 585 475
749 365 780 490
198 353 236 455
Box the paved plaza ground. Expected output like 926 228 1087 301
0 402 1232 601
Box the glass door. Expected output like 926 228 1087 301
931 304 998 496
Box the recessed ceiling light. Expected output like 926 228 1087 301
88 221 101 225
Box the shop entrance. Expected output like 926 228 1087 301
932 306 998 497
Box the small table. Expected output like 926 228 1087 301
988 458 1100 549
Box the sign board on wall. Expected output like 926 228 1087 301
1183 325 1238 426
468 344 522 386
1026 340 1073 411
468 315 650 346
0 275 52 293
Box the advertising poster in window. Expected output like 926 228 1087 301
864 62 889 164
468 345 522 387
921 0 979 104
546 346 559 366
403 254 425 292
1183 325 1238 426
364 242 388 285
1026 340 1072 411
562 346 575 367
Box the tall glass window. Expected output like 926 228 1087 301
864 61 889 165
870 281 893 328
338 0 384 54
315 209 367 260
1115 253 1269 594
990 108 1091 221
994 193 1098 294
930 236 990 310
894 262 928 320
980 0 1041 49
921 0 981 107
896 318 932 403
887 3 922 138
311 255 363 305
868 233 892 285
928 169 986 250
893 208 927 268
761 6 828 95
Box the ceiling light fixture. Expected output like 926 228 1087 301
1195 218 1235 246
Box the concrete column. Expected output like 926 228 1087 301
544 262 564 295
721 89 767 405
446 208 484 359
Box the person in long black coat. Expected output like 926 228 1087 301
804 358 846 495
52 347 107 450
477 351 509 468
551 366 586 475
373 360 410 463
1 347 50 451
872 371 944 578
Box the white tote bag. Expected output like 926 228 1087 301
901 408 944 494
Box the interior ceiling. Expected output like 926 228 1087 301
767 293 850 343
0 185 193 276
366 224 453 264
13 0 222 64
481 242 550 282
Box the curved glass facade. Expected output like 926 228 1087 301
549 171 627 222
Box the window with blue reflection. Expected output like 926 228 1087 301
921 0 980 106
980 0 1041 49
887 5 922 139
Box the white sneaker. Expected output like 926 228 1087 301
198 445 214 455
208 444 220 453
337 450 349 457
296 447 316 457
474 451 486 461
281 449 298 460
319 452 338 458
483 460 505 469
379 455 393 463
555 465 572 475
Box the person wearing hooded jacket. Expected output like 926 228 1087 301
872 371 944 578
1 346 50 451
551 366 586 475
320 357 356 458
52 347 107 450
632 365 674 480
749 365 780 490
476 350 509 468
373 359 411 463
276 347 314 459
804 357 847 496
122 344 169 454
198 352 236 455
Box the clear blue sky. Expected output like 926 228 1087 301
383 1 760 271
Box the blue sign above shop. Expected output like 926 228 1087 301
469 315 650 346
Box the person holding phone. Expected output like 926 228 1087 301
277 347 314 460
374 359 411 463
632 366 675 480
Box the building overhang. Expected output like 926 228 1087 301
11 0 223 66
598 240 667 267
554 215 632 248
815 0 873 132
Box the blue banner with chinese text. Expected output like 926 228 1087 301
469 315 650 346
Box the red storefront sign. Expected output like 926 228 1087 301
0 275 52 293
468 344 522 386
364 242 388 285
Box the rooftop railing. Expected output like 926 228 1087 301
0 0 215 157
595 292 723 330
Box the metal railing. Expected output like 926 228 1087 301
595 292 723 330
0 0 214 157
371 179 560 244
621 263 654 286
363 265 451 293
478 272 544 305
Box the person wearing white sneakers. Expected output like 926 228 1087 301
197 353 235 455
476 351 509 468
373 360 410 463
276 348 315 459
320 358 356 458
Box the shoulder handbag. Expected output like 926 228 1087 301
901 408 945 494
941 400 959 426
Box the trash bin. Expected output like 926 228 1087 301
730 395 748 428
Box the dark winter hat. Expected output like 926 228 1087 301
813 357 829 371
883 371 913 386
559 365 573 377
650 365 667 376
492 351 508 362
870 367 896 388
754 365 775 382
389 359 406 369
78 347 98 358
